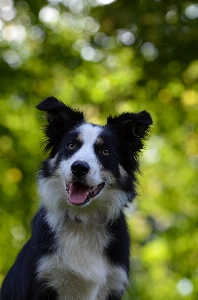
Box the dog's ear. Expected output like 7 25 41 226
37 97 84 154
37 97 84 129
107 110 153 151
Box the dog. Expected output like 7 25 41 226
1 97 152 300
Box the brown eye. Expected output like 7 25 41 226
67 142 76 150
102 148 111 156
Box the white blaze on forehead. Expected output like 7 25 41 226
79 123 102 146
73 123 102 165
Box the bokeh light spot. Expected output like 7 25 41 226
6 168 23 183
39 6 59 26
177 278 194 296
181 90 198 106
140 42 159 61
3 50 22 68
185 4 198 19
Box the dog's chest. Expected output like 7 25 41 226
37 222 110 300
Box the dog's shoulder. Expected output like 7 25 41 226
0 207 57 300
105 212 130 275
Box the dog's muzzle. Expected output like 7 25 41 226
65 160 105 205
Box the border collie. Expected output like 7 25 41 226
1 97 152 300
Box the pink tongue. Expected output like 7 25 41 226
68 182 91 205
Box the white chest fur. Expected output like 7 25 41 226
37 217 120 300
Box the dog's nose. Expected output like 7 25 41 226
71 161 90 176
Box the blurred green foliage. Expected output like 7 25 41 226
0 0 198 299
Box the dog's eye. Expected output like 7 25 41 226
67 142 76 150
102 148 111 156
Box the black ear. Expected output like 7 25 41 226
37 96 84 154
37 96 84 128
107 110 153 151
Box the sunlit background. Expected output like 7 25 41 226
0 0 198 299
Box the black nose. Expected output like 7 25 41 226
71 161 90 176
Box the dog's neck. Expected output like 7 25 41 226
64 210 109 226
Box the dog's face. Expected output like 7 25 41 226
60 123 115 206
37 97 152 223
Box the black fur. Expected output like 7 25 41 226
1 207 57 300
37 97 85 156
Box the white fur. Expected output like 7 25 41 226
37 217 108 299
37 213 128 300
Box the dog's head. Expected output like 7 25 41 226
37 97 152 223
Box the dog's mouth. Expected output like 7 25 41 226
65 182 105 205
